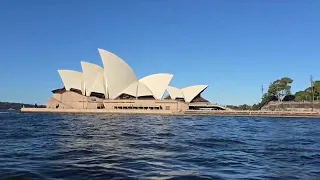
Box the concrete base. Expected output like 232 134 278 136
20 108 180 115
21 108 320 118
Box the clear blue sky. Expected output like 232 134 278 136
0 0 320 105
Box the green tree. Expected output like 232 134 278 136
282 95 295 101
258 93 278 109
252 104 260 110
294 91 310 101
302 81 320 101
268 77 293 101
238 104 250 110
313 81 320 99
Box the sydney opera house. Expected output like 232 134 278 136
45 49 224 113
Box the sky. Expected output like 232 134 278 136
0 0 320 105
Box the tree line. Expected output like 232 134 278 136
227 77 319 110
0 102 45 110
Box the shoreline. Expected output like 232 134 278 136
20 108 320 118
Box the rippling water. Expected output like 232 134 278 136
1 111 320 179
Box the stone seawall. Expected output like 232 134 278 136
21 108 320 118
262 101 320 111
20 108 177 115
185 110 320 118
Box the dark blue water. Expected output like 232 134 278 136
0 111 320 179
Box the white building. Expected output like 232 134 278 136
47 48 218 111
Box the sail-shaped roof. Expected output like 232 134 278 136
98 49 137 99
58 70 85 95
81 61 105 96
119 81 153 98
139 73 173 100
167 86 184 100
181 85 208 103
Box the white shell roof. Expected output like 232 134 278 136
181 85 208 103
98 48 138 99
81 61 105 96
91 74 106 96
167 86 184 100
139 73 174 100
120 81 153 97
58 70 85 95
167 85 208 103
55 49 208 101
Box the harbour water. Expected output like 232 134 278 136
0 111 320 179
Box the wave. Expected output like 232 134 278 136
0 114 319 179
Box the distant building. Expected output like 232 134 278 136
47 49 225 112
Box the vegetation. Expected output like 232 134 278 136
267 77 293 100
226 104 260 111
228 76 319 110
0 102 45 110
294 81 320 101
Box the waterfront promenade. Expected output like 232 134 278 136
21 108 320 118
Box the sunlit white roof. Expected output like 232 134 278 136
119 81 153 98
139 73 173 100
98 49 137 99
58 70 85 95
182 85 208 103
55 49 208 101
167 86 184 100
81 61 105 96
